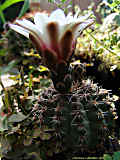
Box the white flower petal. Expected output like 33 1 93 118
16 19 43 38
58 13 93 41
9 24 29 38
59 22 79 41
34 12 49 31
59 18 93 43
34 13 50 46
16 19 50 46
66 12 74 23
74 9 80 19
49 9 66 24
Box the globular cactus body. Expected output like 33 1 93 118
32 80 119 157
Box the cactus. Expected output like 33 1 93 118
31 80 119 157
0 79 119 160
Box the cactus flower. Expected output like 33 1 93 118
9 9 93 69
9 9 94 93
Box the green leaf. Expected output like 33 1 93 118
0 0 24 12
61 0 67 3
0 116 8 131
113 152 120 160
0 9 6 24
0 49 7 56
0 60 18 75
18 0 29 18
8 112 28 123
104 154 112 160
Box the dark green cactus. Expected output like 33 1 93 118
0 80 119 160
30 80 119 158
